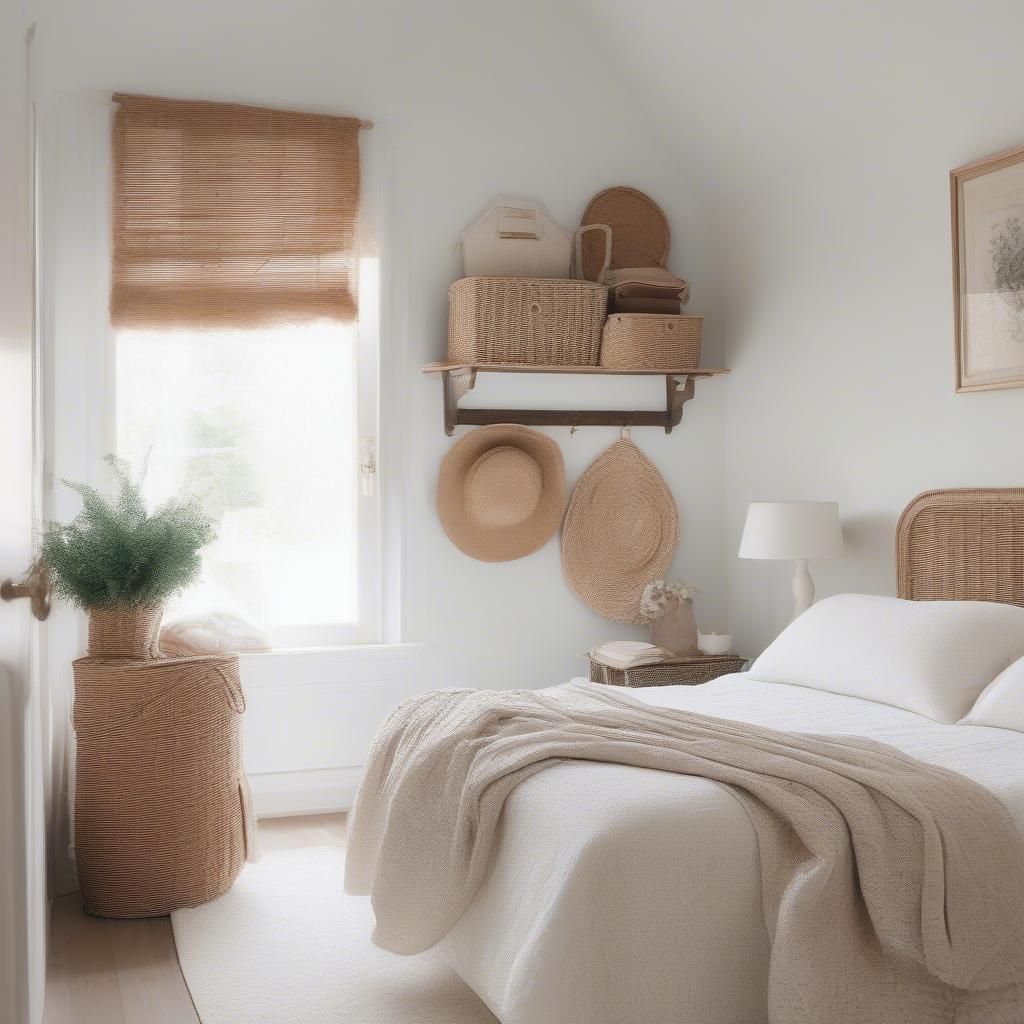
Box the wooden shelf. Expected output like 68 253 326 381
421 361 730 436
422 361 728 377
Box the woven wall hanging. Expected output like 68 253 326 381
561 437 678 622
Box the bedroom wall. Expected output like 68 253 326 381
27 0 727 691
578 0 1024 655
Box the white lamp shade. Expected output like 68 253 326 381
738 501 843 561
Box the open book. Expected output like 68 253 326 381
589 641 675 670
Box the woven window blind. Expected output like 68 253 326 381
110 94 362 330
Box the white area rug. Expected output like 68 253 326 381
172 847 498 1024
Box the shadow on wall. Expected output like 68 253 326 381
827 511 899 598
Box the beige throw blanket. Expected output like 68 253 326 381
345 683 1024 1023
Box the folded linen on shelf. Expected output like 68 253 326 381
605 266 690 314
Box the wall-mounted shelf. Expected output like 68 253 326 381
422 361 729 436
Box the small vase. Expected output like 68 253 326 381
650 597 699 656
88 605 163 660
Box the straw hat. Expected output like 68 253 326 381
437 424 566 562
561 438 678 622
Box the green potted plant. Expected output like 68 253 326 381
42 455 215 659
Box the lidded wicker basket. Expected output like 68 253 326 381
449 276 607 366
600 313 702 369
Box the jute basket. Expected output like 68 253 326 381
449 276 607 366
600 313 703 369
561 438 678 623
73 651 255 918
88 605 163 659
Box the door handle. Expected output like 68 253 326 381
1 559 52 621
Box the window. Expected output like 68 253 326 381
109 95 378 647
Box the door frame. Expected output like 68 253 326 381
0 14 48 1024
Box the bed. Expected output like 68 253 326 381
430 488 1024 1024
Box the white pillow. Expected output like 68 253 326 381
960 656 1024 732
747 593 1024 723
159 610 272 657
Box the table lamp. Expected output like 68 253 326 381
739 501 843 620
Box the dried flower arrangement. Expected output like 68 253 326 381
639 579 697 622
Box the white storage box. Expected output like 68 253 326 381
458 195 574 278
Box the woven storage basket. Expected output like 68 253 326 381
88 605 163 659
73 651 254 918
589 654 747 687
600 314 702 369
449 276 607 366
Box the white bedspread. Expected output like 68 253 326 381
438 675 1024 1024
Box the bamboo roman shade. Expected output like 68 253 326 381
111 94 362 330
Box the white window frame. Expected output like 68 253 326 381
39 92 388 651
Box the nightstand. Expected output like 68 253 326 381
588 653 748 688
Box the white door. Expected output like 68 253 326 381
0 10 48 1024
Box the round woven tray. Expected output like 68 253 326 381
580 186 670 282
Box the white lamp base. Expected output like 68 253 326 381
791 558 815 621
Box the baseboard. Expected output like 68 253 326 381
249 766 365 818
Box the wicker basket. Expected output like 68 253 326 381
73 651 255 918
449 276 608 366
588 653 747 687
600 313 703 369
88 605 163 659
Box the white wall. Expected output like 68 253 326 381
28 0 726 694
719 3 1024 653
579 0 1024 655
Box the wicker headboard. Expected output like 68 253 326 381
896 488 1024 605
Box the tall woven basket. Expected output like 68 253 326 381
73 637 255 918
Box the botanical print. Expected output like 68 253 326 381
957 153 1024 389
989 216 1024 343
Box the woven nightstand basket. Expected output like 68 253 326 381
589 653 747 687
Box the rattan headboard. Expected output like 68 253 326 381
896 489 1024 605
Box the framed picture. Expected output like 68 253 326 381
952 142 1024 391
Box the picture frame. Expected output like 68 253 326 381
952 141 1024 392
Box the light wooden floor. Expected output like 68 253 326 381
42 813 347 1024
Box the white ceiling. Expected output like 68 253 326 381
575 0 1024 200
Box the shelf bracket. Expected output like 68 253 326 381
666 374 695 434
442 368 477 436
